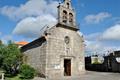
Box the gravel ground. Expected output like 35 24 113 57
33 71 120 80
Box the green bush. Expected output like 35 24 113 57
20 64 36 79
92 61 101 64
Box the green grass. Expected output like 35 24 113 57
5 75 22 80
5 75 33 80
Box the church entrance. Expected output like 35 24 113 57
64 59 71 76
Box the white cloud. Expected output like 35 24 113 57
84 12 111 24
0 0 58 21
85 24 120 55
85 40 102 51
85 24 120 41
12 14 57 38
85 27 120 55
0 0 58 38
101 24 120 40
85 33 102 54
85 39 120 56
85 32 101 41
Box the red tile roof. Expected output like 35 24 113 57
16 41 28 46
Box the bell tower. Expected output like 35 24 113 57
57 0 79 31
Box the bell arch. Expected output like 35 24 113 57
66 3 70 8
69 13 73 24
63 10 68 23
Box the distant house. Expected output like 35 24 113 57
15 41 28 48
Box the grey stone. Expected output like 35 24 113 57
21 0 85 79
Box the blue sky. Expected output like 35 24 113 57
0 0 120 55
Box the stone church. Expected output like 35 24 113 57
21 0 85 79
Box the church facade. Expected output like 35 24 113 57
21 0 85 79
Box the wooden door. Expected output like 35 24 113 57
64 59 71 76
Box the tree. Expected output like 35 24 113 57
2 44 23 76
0 44 6 67
0 40 2 45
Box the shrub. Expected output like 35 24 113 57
20 64 36 79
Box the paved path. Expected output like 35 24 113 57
34 71 120 80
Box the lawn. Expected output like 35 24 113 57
5 75 22 80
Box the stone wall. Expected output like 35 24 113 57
45 26 85 78
22 26 85 79
23 40 47 75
